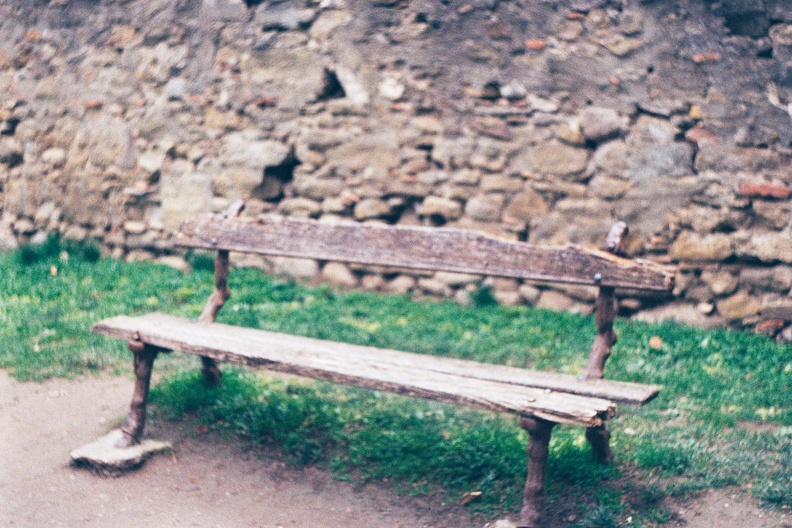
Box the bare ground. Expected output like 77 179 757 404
1 371 789 528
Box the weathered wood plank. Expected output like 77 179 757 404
95 314 657 404
174 215 676 291
93 314 627 427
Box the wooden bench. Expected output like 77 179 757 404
92 201 675 528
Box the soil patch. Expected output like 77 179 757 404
1 371 788 527
0 371 477 528
670 488 789 528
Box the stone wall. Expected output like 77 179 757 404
1 0 792 335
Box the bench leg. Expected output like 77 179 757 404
585 424 614 463
117 338 159 448
201 356 222 387
583 286 617 380
518 417 556 528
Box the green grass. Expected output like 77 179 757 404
1 238 791 525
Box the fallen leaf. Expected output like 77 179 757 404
25 29 41 42
194 424 209 435
693 52 720 63
648 335 663 349
525 38 547 50
460 491 482 505
82 99 104 110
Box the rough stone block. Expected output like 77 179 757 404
278 198 321 218
432 136 475 170
70 117 136 170
295 176 345 201
526 141 589 178
433 271 481 287
420 196 462 221
271 256 319 280
494 290 522 306
579 107 625 142
309 10 353 41
481 174 523 192
41 148 67 168
717 290 762 322
354 198 391 220
634 303 724 329
325 132 399 172
761 299 792 321
221 133 291 170
701 270 739 297
739 181 791 199
417 277 452 297
518 284 541 305
0 222 18 250
740 266 792 293
160 172 213 229
201 0 248 21
601 35 645 56
321 262 358 288
589 175 632 199
669 231 734 262
753 199 791 230
626 141 694 182
361 274 385 290
741 233 792 264
245 48 326 110
535 290 575 312
384 275 416 294
465 194 505 222
255 4 316 31
0 137 23 166
155 255 191 273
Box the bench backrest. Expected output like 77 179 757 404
175 215 675 292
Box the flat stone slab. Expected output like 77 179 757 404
70 429 171 474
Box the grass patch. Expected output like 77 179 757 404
2 239 791 524
0 238 211 380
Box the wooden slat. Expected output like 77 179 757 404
414 357 657 405
94 314 619 427
174 215 675 291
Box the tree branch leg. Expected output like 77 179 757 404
197 250 231 387
584 286 617 380
201 356 222 387
585 424 614 464
518 417 556 528
117 337 159 448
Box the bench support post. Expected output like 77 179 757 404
198 248 231 387
583 285 617 380
585 424 613 463
581 221 627 465
582 285 616 464
584 220 627 380
518 417 556 528
197 201 244 387
117 336 159 448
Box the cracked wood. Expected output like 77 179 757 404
174 215 676 292
94 313 619 427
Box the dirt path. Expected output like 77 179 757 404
674 489 788 528
1 371 788 528
0 372 478 528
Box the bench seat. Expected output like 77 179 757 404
94 313 658 428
